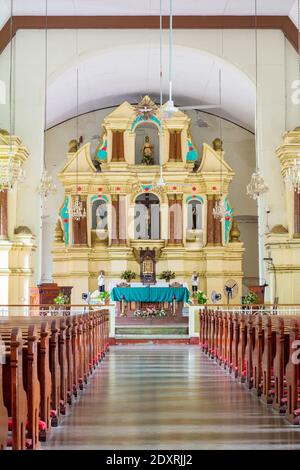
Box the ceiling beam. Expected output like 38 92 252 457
0 15 298 54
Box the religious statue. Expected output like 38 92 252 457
68 139 78 153
192 205 197 230
212 138 223 152
144 208 151 239
141 135 154 165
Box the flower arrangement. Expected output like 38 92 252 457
158 270 176 283
53 291 70 305
192 291 207 305
242 292 259 305
99 291 110 303
134 307 167 318
121 270 136 282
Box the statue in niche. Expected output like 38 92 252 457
192 206 197 230
96 203 107 230
141 135 154 165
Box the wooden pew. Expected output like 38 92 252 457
0 309 110 451
285 319 300 424
252 315 264 396
245 315 255 389
1 327 28 450
0 318 53 438
0 323 41 449
237 314 247 382
0 333 8 450
231 313 240 377
261 315 277 405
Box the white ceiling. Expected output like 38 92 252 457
0 0 298 28
46 45 255 131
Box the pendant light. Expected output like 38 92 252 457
0 0 25 191
246 0 268 200
153 0 166 188
37 0 57 199
213 72 228 221
69 29 86 221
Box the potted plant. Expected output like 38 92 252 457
53 291 70 305
158 270 176 284
99 290 110 305
242 291 259 305
121 270 136 283
192 291 207 305
53 291 70 315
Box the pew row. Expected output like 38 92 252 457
0 309 109 450
200 308 300 425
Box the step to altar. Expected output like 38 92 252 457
115 325 189 336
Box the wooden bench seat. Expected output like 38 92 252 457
0 309 110 451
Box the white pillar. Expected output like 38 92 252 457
256 31 286 300
14 31 45 285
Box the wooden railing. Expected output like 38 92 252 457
0 309 109 450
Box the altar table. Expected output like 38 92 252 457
110 286 190 303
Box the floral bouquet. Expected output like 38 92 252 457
192 291 207 305
134 307 167 318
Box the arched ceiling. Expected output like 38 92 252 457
0 0 298 27
47 45 255 131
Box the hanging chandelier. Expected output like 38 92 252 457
246 169 269 200
283 159 300 193
36 0 57 200
0 152 26 192
213 197 228 221
36 169 57 199
246 1 268 202
70 195 86 221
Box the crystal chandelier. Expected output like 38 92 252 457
213 197 228 221
70 195 86 221
283 159 300 193
0 154 26 192
246 169 268 200
37 170 57 199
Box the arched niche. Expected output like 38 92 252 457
134 193 160 240
187 199 203 230
92 198 108 230
135 122 159 165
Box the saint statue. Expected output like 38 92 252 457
192 205 197 230
141 135 154 165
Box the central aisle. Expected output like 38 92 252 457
45 345 300 450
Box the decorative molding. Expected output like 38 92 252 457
0 16 298 54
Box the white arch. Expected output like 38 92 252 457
46 43 255 131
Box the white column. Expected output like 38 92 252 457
14 30 45 285
256 32 286 300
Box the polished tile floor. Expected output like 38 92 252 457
44 345 300 450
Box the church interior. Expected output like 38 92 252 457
2 0 300 452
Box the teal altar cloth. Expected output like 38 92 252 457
110 286 190 303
